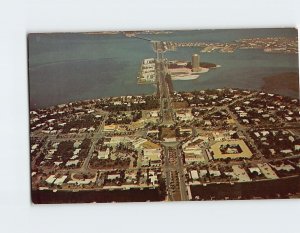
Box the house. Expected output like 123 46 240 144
204 120 212 126
54 161 63 166
74 141 82 148
254 132 260 138
288 136 295 142
31 144 38 150
285 116 293 121
88 127 95 132
242 119 249 124
261 131 270 137
269 149 276 156
294 145 300 151
280 149 293 155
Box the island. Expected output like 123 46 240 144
137 53 219 84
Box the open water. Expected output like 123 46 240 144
28 28 298 109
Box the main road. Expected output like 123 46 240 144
156 60 175 126
156 56 189 201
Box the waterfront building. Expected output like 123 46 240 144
192 54 201 72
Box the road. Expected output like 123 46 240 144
156 60 175 126
155 55 188 201
80 114 108 172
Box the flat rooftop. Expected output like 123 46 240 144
210 140 253 160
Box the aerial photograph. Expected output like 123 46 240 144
28 28 300 204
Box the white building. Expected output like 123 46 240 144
66 160 79 167
190 170 199 180
98 148 110 159
54 175 68 186
45 175 56 184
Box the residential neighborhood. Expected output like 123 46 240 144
30 86 300 202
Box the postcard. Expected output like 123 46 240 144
28 28 300 203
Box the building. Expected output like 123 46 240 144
142 148 162 167
54 175 68 186
104 136 133 146
98 148 110 159
192 54 201 72
210 140 253 160
232 165 251 182
132 138 148 149
183 146 206 164
138 58 156 83
190 170 199 180
103 124 118 133
45 175 56 184
257 163 278 179
66 160 79 167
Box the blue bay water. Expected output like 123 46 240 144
28 29 298 109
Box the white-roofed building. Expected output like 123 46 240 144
270 163 295 172
199 170 208 178
143 148 162 167
232 165 251 182
257 163 278 179
132 138 148 149
66 160 79 167
45 175 56 184
54 176 68 186
74 148 81 155
107 174 121 180
148 171 158 185
249 167 262 175
74 141 82 148
190 170 199 180
98 148 110 159
209 169 221 177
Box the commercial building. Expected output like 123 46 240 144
210 140 253 160
183 146 206 164
54 175 68 186
142 148 162 167
192 54 201 72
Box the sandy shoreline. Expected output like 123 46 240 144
171 67 210 81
